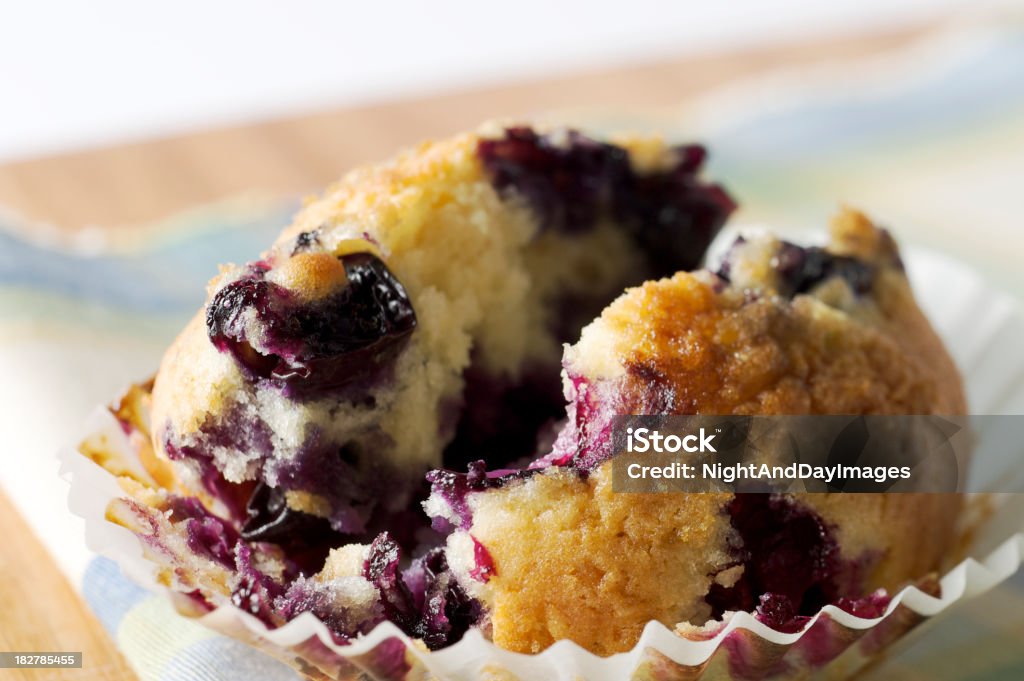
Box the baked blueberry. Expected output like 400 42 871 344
206 253 415 394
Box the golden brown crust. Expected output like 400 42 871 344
267 252 349 302
570 211 965 416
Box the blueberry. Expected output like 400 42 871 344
296 253 417 363
773 242 875 296
230 543 286 622
705 495 841 620
405 548 478 650
754 592 807 633
478 127 623 233
206 253 416 395
241 482 336 544
166 496 241 570
477 126 735 275
614 146 737 277
363 533 416 630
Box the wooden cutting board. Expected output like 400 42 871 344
0 22 937 681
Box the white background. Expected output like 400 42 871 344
0 0 1003 162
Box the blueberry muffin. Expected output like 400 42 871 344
93 123 965 670
428 209 966 654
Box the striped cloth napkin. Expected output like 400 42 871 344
2 18 1024 681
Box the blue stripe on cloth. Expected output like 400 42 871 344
705 31 1024 166
159 638 300 681
82 556 152 634
0 203 292 319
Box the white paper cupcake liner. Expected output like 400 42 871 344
59 246 1024 681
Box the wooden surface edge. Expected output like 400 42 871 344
0 488 138 680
